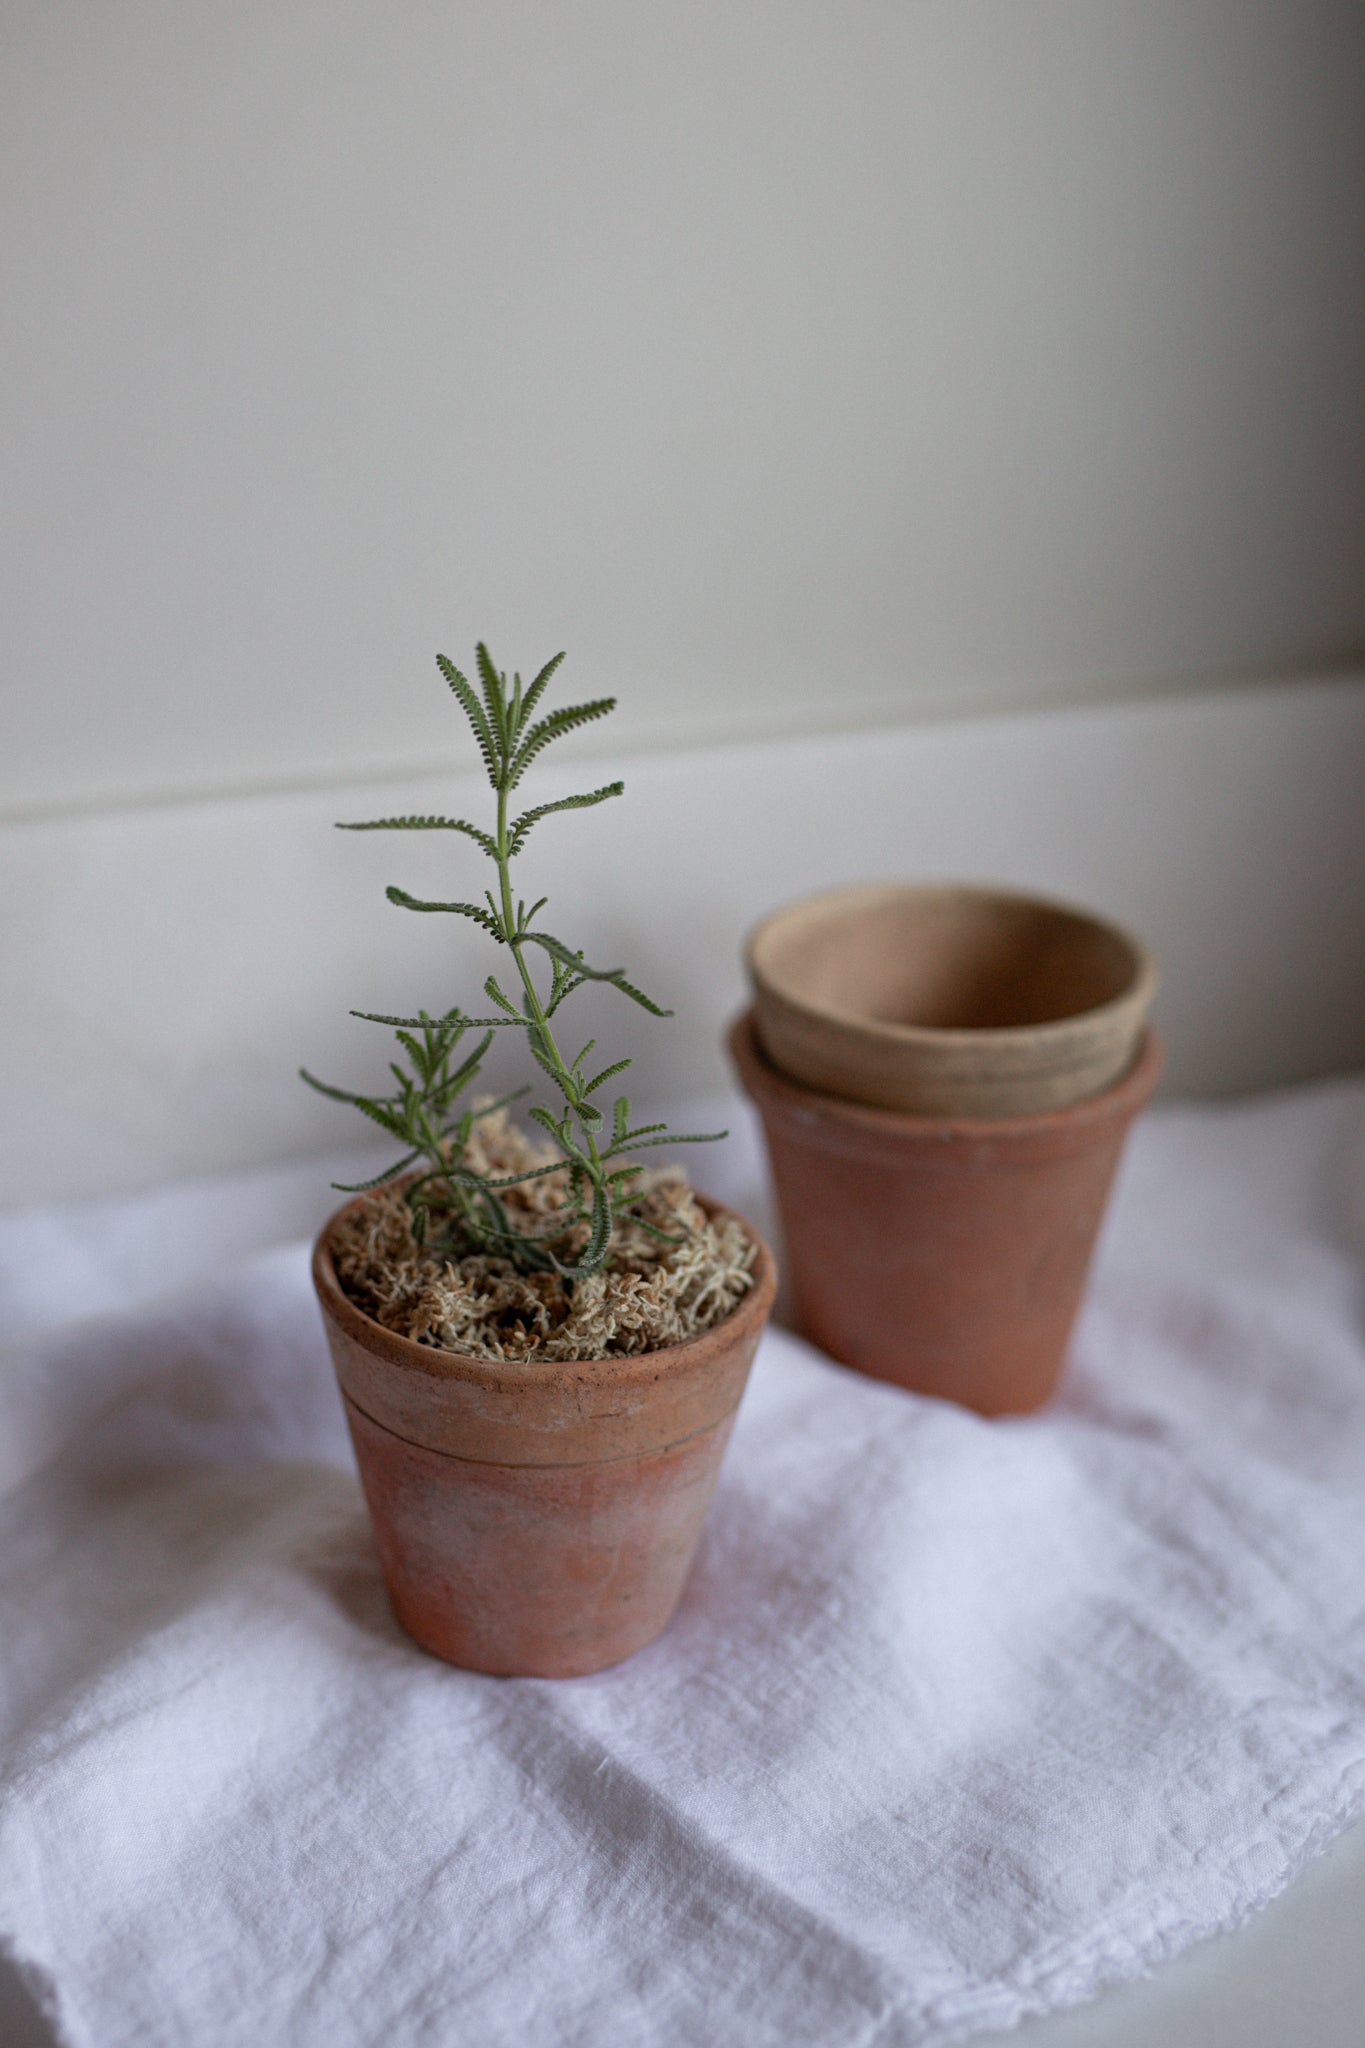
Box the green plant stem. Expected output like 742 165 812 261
494 783 607 1190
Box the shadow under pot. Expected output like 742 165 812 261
730 1011 1160 1416
313 1193 776 1678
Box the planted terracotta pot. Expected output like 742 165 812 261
730 1010 1161 1415
313 1195 776 1677
748 882 1157 1118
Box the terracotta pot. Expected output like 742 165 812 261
312 1195 776 1677
730 1009 1161 1416
748 882 1157 1117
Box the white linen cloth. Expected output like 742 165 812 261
2 1080 1364 2048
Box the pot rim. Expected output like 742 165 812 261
312 1185 777 1397
729 1006 1164 1149
746 879 1158 1051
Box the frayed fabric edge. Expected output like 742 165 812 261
857 1760 1365 2047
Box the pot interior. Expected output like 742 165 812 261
753 887 1144 1033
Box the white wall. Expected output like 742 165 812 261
4 1 1365 817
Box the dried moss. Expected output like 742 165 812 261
330 1109 755 1363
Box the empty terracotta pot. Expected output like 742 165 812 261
313 1195 776 1677
748 882 1157 1118
730 1010 1161 1415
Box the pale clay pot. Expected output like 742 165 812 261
746 882 1157 1118
314 1194 776 1678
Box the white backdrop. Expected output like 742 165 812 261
4 1 1365 817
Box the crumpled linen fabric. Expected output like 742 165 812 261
1 1081 1364 2048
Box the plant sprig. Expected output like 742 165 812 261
303 643 723 1277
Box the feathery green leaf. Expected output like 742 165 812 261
549 1179 613 1278
508 782 623 856
335 815 498 857
611 1129 727 1154
583 1058 632 1097
509 698 616 788
436 654 500 785
515 650 565 737
519 933 673 1017
299 1066 367 1105
349 1008 521 1029
483 975 519 1016
330 1151 421 1193
385 887 504 938
475 642 510 755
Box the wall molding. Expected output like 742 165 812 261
4 673 1362 1205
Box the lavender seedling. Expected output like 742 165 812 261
302 643 722 1278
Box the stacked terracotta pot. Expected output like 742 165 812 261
731 884 1160 1416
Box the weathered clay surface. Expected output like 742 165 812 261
313 1194 776 1677
343 1399 736 1677
747 882 1157 1117
731 1009 1161 1416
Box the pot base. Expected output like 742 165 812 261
344 1396 735 1678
